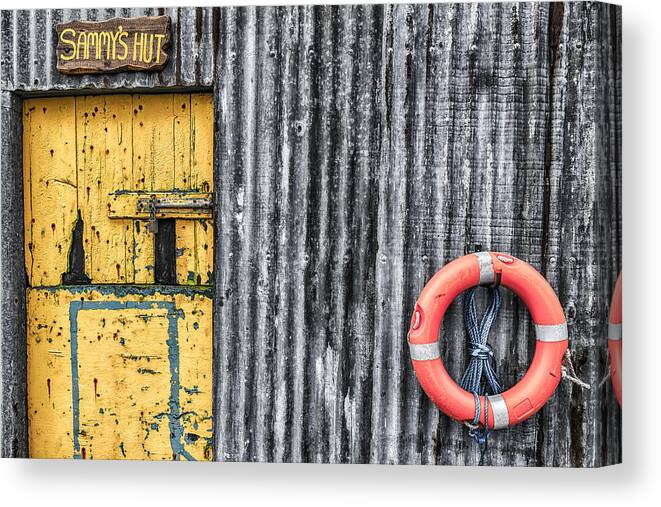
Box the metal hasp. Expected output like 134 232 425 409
137 195 213 213
133 193 213 234
109 191 213 223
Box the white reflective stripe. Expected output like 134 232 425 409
487 394 510 430
409 342 440 361
473 251 494 285
608 322 622 341
534 323 568 342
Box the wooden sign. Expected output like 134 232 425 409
56 16 170 75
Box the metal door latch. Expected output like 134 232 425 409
131 193 214 233
108 191 214 222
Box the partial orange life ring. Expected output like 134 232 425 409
408 252 568 429
608 274 622 407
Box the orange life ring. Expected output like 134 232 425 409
608 274 622 407
408 252 568 429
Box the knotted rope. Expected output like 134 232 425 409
458 284 589 465
561 349 591 390
460 286 503 465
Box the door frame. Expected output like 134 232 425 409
0 85 219 458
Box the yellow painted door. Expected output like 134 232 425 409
24 94 214 460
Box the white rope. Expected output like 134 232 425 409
561 349 591 390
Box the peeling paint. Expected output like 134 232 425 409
27 287 213 460
23 93 214 287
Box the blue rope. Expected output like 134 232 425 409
460 286 503 465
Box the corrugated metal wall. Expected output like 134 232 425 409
0 90 25 458
213 2 622 466
1 3 621 466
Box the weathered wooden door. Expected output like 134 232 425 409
24 93 214 460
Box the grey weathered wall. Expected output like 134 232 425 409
0 91 27 458
0 2 621 466
213 2 621 467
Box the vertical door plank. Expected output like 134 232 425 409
173 93 192 190
105 95 136 284
132 94 176 191
23 97 78 287
76 95 103 282
173 93 197 284
195 219 214 285
131 94 177 283
77 95 136 284
176 220 197 285
191 93 214 192
175 94 215 285
175 219 213 286
192 94 215 283
133 220 155 284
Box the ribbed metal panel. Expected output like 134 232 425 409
0 3 621 466
213 2 621 466
0 90 27 458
